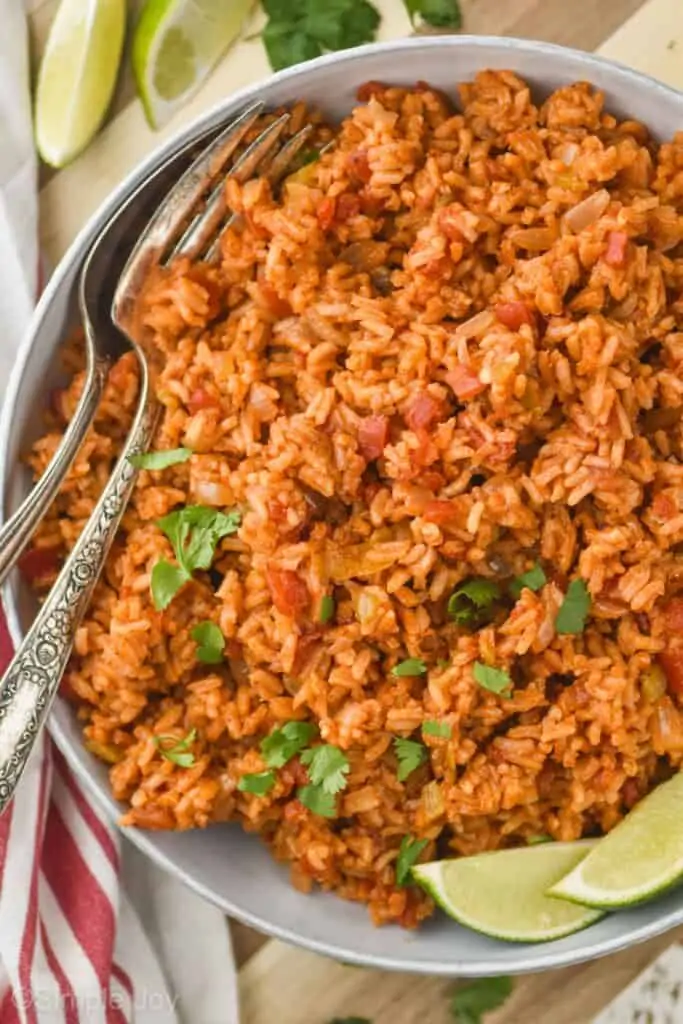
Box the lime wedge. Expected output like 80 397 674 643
35 0 126 168
550 773 683 909
412 841 603 942
132 0 256 129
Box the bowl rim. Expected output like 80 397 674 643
4 33 683 976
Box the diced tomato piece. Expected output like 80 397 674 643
266 566 309 618
188 388 219 413
494 301 535 331
267 499 289 525
660 649 683 697
336 193 361 223
445 366 485 400
259 283 292 319
405 393 443 432
358 415 388 460
347 150 372 183
359 190 386 217
318 197 337 231
18 545 60 583
663 598 683 634
357 80 387 102
423 500 461 524
604 231 628 268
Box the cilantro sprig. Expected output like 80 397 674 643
153 728 197 767
261 721 318 768
451 976 513 1024
423 720 451 739
447 579 500 628
556 579 591 635
191 621 225 664
298 743 350 818
151 505 241 610
472 662 512 698
238 770 277 796
396 835 428 886
404 0 463 29
394 737 427 781
261 0 381 71
392 658 427 677
510 563 547 599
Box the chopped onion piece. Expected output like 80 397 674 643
563 189 610 233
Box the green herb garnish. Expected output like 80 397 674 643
128 447 192 471
451 976 513 1024
394 737 427 781
261 0 381 71
261 721 318 769
392 658 427 677
423 720 452 739
404 0 463 29
151 505 241 610
472 662 513 698
556 579 591 635
396 835 429 886
319 594 335 624
510 563 547 599
300 744 350 794
447 579 501 627
328 1019 372 1024
297 783 337 818
191 621 225 664
153 728 197 767
238 770 277 796
526 834 552 845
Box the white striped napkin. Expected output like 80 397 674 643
0 4 240 1022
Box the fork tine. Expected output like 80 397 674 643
112 101 264 324
171 113 292 263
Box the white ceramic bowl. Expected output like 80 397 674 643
3 36 683 976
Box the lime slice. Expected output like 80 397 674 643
35 0 126 168
132 0 256 129
550 773 683 908
412 841 603 942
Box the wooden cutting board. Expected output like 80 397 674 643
30 0 683 1019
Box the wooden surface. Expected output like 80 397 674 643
30 0 683 1019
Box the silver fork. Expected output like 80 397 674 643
0 104 313 813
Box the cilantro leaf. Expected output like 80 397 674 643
297 783 337 817
527 834 552 845
154 728 197 767
510 563 547 599
472 662 513 697
404 0 463 29
392 658 427 677
151 559 191 610
261 721 318 769
238 770 276 796
319 594 335 624
447 579 500 627
394 737 427 781
152 506 241 608
396 835 428 886
423 720 451 738
301 744 350 794
556 579 591 635
262 19 322 71
128 447 192 471
451 977 513 1024
191 621 225 664
261 0 381 72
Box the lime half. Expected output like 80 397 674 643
132 0 256 129
550 773 683 909
35 0 126 168
413 841 603 943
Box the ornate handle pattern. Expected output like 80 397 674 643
0 361 158 813
0 329 110 589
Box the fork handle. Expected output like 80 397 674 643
0 362 158 814
0 326 110 589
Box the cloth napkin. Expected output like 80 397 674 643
0 6 240 1022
